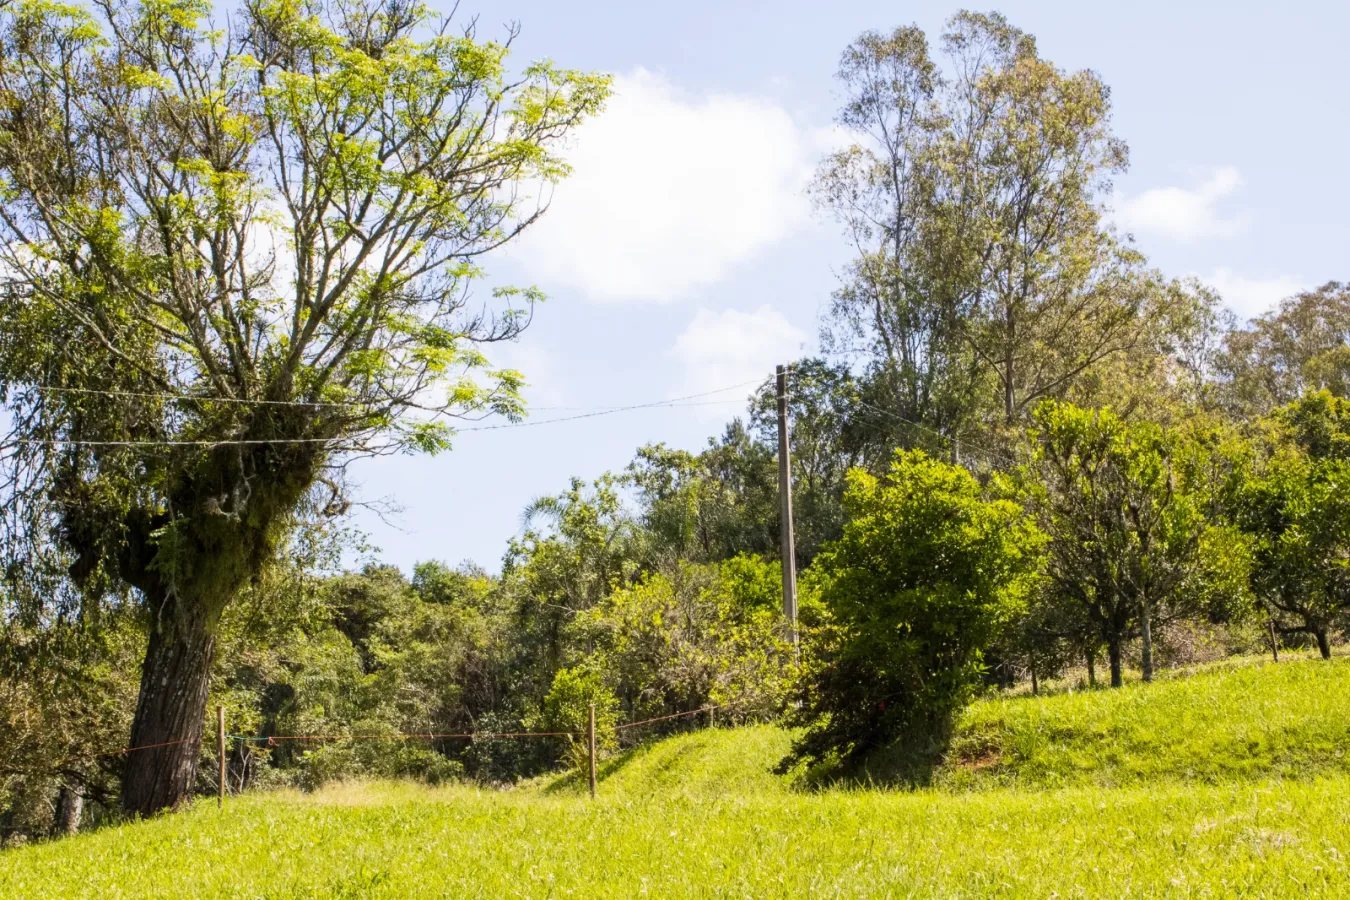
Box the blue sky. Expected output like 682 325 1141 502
347 0 1350 573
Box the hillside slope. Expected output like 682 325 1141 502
938 655 1350 790
545 655 1350 795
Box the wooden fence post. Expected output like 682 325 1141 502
217 705 226 809
587 703 597 799
1270 620 1280 662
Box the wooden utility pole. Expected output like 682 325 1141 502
587 703 597 799
217 705 226 809
776 365 798 644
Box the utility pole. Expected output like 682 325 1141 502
776 364 798 644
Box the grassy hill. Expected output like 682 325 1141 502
936 654 1350 789
4 656 1350 898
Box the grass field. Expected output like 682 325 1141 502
4 656 1350 898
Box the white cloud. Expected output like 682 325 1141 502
509 69 819 303
1202 268 1310 320
667 306 807 407
1113 167 1251 242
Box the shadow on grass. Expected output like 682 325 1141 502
785 718 957 793
540 729 745 796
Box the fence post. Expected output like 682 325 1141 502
1269 620 1280 662
587 703 597 799
217 705 226 809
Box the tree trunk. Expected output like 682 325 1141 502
1316 628 1332 660
121 591 217 817
1030 665 1038 696
1139 601 1154 684
1086 647 1096 687
52 785 83 836
1107 635 1123 688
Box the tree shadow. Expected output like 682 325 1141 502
784 713 956 793
540 739 658 796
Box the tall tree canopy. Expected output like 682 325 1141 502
0 0 608 814
815 12 1163 452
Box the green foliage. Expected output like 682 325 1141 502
628 424 780 565
0 610 143 838
1020 401 1250 684
1218 282 1350 416
786 450 1043 770
568 556 796 732
1237 390 1350 656
542 666 619 761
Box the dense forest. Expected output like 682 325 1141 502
2 1 1348 841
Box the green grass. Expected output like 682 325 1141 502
936 655 1350 790
5 656 1350 898
4 776 1348 897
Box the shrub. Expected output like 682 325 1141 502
784 450 1043 773
542 666 620 767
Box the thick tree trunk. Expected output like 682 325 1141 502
1139 601 1154 684
1107 635 1123 688
52 785 83 836
122 592 217 817
1316 628 1332 660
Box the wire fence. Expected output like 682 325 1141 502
215 701 745 797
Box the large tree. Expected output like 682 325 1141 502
1217 282 1350 416
815 13 1160 451
0 0 607 814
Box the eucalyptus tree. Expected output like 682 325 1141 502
812 24 983 450
816 13 1158 450
1218 282 1350 416
0 0 608 814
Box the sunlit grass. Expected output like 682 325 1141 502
5 656 1350 898
939 655 1350 790
4 776 1348 898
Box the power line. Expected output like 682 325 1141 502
23 376 774 413
24 385 361 409
1 379 766 449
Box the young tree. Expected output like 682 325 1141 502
1024 402 1233 685
1237 391 1350 657
785 450 1042 771
0 0 607 814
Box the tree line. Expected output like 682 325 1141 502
2 2 1348 839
